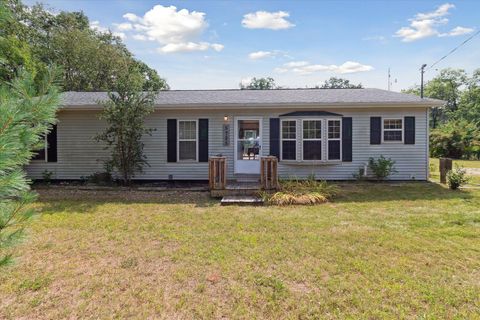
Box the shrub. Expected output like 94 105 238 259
368 156 397 180
42 170 53 184
430 120 480 160
263 178 339 206
446 166 469 190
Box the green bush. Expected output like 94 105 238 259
368 156 397 180
446 166 469 190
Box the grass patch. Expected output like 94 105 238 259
0 185 479 318
263 179 339 205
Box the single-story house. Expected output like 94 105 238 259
26 88 444 181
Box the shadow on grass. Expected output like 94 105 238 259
34 181 475 214
35 189 216 214
334 181 474 203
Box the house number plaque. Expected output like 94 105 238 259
223 124 230 146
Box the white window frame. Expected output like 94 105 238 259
327 118 342 161
280 119 297 161
382 118 403 143
301 119 323 161
177 119 198 162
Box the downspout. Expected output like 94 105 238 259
426 108 430 181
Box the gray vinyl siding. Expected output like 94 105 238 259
26 107 429 181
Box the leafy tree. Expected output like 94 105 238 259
403 68 467 128
95 65 157 185
4 0 168 92
0 68 60 267
319 77 363 89
429 120 480 159
241 77 277 90
457 69 480 124
0 0 40 84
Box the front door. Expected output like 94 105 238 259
234 117 262 174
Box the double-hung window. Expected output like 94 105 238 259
383 119 402 142
281 120 296 160
327 119 341 160
178 120 197 161
302 120 322 160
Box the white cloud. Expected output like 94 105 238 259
394 3 473 42
284 61 309 68
113 22 133 31
248 51 274 60
273 67 288 74
132 34 148 41
242 11 294 30
279 61 373 75
120 5 224 53
158 42 224 53
439 26 474 37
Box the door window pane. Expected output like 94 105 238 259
237 120 260 160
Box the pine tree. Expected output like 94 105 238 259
0 68 60 267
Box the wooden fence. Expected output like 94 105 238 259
260 156 279 190
209 156 227 190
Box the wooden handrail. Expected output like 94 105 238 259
209 156 227 190
260 156 278 190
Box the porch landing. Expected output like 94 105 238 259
210 182 262 198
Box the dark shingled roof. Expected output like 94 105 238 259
279 111 343 117
60 88 444 108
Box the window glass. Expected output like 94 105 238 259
384 119 402 130
179 120 197 160
328 120 341 139
383 119 402 141
303 141 322 160
303 120 322 139
282 120 296 139
179 121 196 140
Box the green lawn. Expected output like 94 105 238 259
1 183 479 319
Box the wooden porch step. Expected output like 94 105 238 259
234 173 260 181
221 196 264 206
211 182 261 197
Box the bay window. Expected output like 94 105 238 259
178 120 197 161
302 120 322 160
328 120 341 160
281 120 297 160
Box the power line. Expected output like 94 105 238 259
426 29 480 71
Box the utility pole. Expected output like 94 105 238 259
420 64 427 98
388 68 391 91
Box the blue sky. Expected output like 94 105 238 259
25 1 480 91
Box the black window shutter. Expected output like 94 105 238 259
404 116 415 144
370 117 381 144
47 124 57 162
167 119 177 162
198 119 209 162
269 118 280 159
342 117 352 162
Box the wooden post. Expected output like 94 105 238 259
260 156 279 190
208 156 227 190
439 158 452 184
